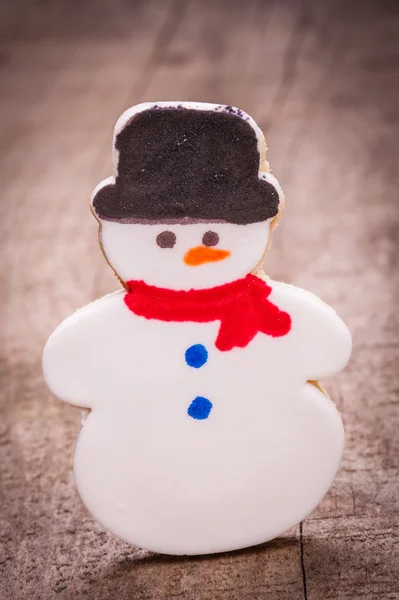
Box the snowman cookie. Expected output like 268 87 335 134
43 102 352 555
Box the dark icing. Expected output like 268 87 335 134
202 231 219 247
93 107 280 225
156 231 176 248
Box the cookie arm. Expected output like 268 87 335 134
42 292 123 409
268 281 352 379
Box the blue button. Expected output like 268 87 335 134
185 344 208 368
187 396 213 420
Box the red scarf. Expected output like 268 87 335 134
124 274 291 351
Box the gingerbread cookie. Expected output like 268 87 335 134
43 102 352 555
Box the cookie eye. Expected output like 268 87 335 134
202 231 219 247
156 231 176 248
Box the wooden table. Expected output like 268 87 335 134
1 0 398 598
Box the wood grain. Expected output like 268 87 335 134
0 0 398 598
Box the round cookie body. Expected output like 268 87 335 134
70 295 345 555
75 380 343 555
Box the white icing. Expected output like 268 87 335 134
100 220 272 290
42 102 352 555
43 280 351 555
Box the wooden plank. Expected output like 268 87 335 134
303 515 399 600
0 0 398 598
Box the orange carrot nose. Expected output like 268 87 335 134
184 246 231 266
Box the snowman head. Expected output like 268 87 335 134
92 102 283 291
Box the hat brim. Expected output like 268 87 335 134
92 178 280 225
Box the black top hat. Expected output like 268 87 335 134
92 106 280 225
